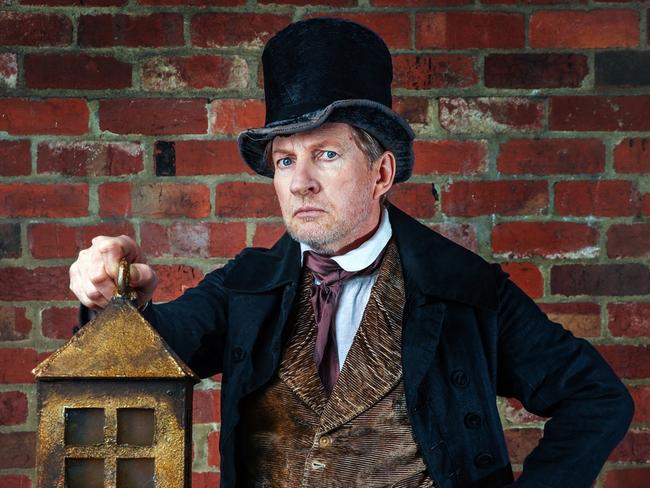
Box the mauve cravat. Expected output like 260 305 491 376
304 248 386 394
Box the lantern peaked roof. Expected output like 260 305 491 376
33 299 198 381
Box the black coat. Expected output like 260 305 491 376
145 205 633 488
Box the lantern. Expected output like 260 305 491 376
33 260 198 488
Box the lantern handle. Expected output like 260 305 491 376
115 258 137 302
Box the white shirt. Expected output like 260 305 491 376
300 207 392 367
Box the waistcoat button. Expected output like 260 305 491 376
232 346 246 362
474 452 495 468
319 435 332 447
451 369 470 388
464 412 482 429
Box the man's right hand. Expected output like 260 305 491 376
69 235 158 310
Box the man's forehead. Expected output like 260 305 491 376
271 122 355 151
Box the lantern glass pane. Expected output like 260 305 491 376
117 408 155 446
116 458 155 488
65 458 105 488
64 408 105 446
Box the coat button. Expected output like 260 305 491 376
232 346 246 362
464 412 482 429
318 435 332 447
451 369 470 388
474 452 495 468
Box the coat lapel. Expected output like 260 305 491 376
320 241 405 433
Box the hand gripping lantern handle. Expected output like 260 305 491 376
115 258 138 302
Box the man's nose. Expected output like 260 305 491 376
289 159 320 195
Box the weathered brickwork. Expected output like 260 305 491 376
0 1 648 486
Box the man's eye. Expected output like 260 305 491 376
322 150 338 160
277 157 292 168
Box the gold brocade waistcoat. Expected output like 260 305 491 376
237 242 434 487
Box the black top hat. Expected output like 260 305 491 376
237 17 414 183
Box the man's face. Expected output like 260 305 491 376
271 123 384 255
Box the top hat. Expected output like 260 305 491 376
237 17 415 183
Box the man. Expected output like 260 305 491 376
69 18 633 487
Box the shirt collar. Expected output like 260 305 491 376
300 207 392 272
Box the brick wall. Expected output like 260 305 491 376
0 1 648 487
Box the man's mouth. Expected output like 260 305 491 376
293 206 326 218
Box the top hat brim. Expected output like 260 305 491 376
237 99 415 183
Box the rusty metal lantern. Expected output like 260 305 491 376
33 260 199 488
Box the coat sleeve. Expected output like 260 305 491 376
493 265 634 488
141 259 236 378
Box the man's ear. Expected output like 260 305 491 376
372 151 396 201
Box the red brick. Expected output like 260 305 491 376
142 55 247 91
492 222 599 259
0 391 28 425
0 348 39 384
305 13 410 49
0 223 21 258
608 303 650 338
191 13 291 48
0 475 31 488
605 468 650 488
538 302 601 338
263 0 352 4
0 140 31 176
253 223 286 248
0 13 72 46
0 267 72 301
498 139 605 175
607 224 650 258
210 99 264 136
500 262 543 299
609 429 650 462
153 264 205 301
193 388 221 423
530 10 639 48
25 53 132 90
0 98 88 135
207 429 220 467
644 194 650 216
175 140 250 175
439 98 544 133
141 0 241 4
37 141 143 176
192 472 220 488
28 222 134 259
0 53 18 88
141 222 245 258
503 398 546 424
0 307 31 341
132 183 210 218
375 0 469 4
79 13 184 47
393 55 477 90
614 138 650 173
0 183 88 218
98 182 131 218
413 140 487 175
550 96 650 131
430 223 478 253
0 432 36 468
485 53 588 89
393 97 429 125
628 387 650 423
99 99 207 135
442 180 548 217
555 180 639 217
483 0 586 4
216 182 280 218
504 428 542 464
552 264 650 297
416 12 524 49
388 183 437 219
41 306 78 340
